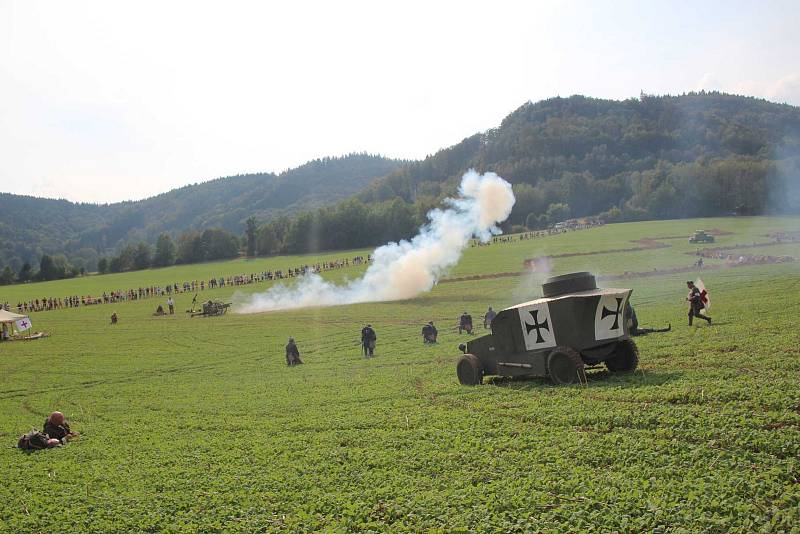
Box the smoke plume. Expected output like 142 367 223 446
234 170 515 313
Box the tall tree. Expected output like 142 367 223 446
245 216 257 257
0 265 15 285
133 242 152 270
153 233 176 267
17 262 33 282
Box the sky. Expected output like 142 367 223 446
1 0 799 204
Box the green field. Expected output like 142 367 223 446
1 217 799 532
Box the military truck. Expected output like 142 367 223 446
689 230 715 243
456 272 638 385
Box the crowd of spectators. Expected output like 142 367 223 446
472 221 604 247
3 254 371 314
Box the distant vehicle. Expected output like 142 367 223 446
456 272 638 385
689 230 715 243
189 299 231 317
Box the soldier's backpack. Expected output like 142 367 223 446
17 429 50 451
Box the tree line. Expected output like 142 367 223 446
0 228 241 285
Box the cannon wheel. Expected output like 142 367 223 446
547 346 586 385
457 354 483 386
605 339 639 373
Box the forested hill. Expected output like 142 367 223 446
0 154 402 272
357 92 800 227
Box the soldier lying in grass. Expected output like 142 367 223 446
18 411 78 452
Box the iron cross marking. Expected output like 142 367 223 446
525 309 550 344
601 297 623 330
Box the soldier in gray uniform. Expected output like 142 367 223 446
483 307 497 329
285 337 303 366
361 325 376 357
422 321 438 343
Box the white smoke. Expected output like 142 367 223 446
234 170 515 313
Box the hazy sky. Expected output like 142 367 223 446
2 0 799 203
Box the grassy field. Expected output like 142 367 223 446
1 216 799 532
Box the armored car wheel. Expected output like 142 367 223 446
605 339 639 373
547 346 586 385
457 354 483 386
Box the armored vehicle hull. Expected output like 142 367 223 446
689 230 715 243
457 272 638 385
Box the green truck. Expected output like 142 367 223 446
689 230 715 243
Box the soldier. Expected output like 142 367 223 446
43 411 78 443
167 296 175 315
686 281 711 326
483 307 496 329
459 312 473 335
110 312 118 325
285 337 303 366
422 321 438 343
626 302 670 336
361 324 377 358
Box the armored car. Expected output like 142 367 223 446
689 230 715 243
457 272 638 385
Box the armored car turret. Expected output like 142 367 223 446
456 272 638 385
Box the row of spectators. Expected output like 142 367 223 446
3 254 371 314
472 221 604 247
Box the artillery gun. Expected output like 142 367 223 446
189 299 231 317
456 272 638 385
689 230 715 243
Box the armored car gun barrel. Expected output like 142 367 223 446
456 272 638 385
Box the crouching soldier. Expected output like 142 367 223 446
285 337 303 366
44 411 78 443
422 321 438 343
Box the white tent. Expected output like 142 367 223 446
0 309 34 340
0 309 28 323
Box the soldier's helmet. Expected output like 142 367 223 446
49 411 65 425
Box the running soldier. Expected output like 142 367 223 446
686 281 711 326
